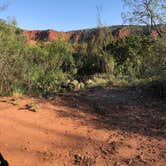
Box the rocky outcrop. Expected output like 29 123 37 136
23 30 71 41
112 27 129 39
23 26 131 45
23 25 166 45
150 30 159 39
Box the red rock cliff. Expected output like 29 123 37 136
23 30 72 44
22 27 134 45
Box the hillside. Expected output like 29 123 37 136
22 25 166 45
22 26 136 45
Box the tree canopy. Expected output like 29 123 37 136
122 0 166 36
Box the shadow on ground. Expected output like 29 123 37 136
53 86 166 139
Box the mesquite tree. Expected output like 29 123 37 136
122 0 166 37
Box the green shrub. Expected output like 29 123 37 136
0 20 165 98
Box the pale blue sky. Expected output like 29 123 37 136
0 0 124 31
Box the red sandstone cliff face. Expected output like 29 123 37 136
23 30 72 45
23 30 66 41
23 26 165 45
150 30 159 39
23 27 130 45
112 27 129 39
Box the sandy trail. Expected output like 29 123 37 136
0 87 165 166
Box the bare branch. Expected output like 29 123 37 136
122 0 166 37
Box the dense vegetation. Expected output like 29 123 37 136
0 20 165 98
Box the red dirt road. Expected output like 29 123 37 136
0 87 165 166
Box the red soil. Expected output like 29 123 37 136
0 87 165 166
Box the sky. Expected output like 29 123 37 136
0 0 124 31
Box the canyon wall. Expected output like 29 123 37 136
23 26 130 45
23 26 166 45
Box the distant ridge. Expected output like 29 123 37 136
22 25 166 45
23 26 129 45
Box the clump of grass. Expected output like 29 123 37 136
11 87 24 98
25 101 39 112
